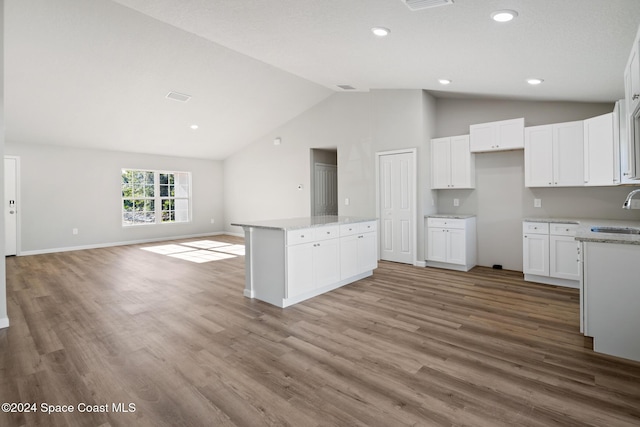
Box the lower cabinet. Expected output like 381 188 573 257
523 221 579 287
287 238 340 299
339 222 377 279
426 216 476 272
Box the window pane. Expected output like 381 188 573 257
160 174 168 185
160 185 168 197
145 184 154 197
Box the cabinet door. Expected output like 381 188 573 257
431 137 451 189
287 243 314 298
553 121 584 186
358 232 378 272
313 238 340 288
525 125 554 187
584 113 615 186
497 118 525 150
469 123 495 152
523 233 549 276
427 228 447 262
449 135 474 188
550 235 580 281
627 44 640 114
618 99 636 183
339 234 359 279
446 229 466 265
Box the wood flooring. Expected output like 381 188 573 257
1 235 640 426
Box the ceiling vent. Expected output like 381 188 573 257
401 0 454 11
337 85 356 91
166 91 191 103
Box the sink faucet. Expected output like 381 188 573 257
623 188 640 209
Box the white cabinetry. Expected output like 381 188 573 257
238 220 378 308
470 118 524 152
583 112 616 186
616 99 636 183
431 135 475 189
426 217 476 272
287 226 340 299
583 242 640 362
339 222 378 279
624 40 640 117
523 221 579 288
524 121 584 187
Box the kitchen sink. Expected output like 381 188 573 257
590 226 640 235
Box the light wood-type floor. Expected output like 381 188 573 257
2 235 640 426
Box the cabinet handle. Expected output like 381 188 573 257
634 94 640 100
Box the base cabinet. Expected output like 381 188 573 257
426 216 476 272
241 220 378 308
523 221 579 287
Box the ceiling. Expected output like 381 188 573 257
6 0 640 160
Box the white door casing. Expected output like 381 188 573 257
377 149 416 265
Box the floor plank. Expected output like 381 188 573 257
1 235 639 426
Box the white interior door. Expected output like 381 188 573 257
5 157 18 256
379 151 414 264
313 163 338 216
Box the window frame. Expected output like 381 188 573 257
121 168 192 227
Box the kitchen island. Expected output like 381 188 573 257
231 216 378 308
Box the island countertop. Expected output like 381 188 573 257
523 217 640 245
231 215 377 231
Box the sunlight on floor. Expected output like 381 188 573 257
141 240 244 263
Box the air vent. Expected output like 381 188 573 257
337 85 356 91
402 0 454 11
166 91 191 103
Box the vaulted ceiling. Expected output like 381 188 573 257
6 0 640 159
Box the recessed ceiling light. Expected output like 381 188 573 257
526 78 544 85
491 10 518 22
438 79 452 85
190 124 199 130
371 27 390 37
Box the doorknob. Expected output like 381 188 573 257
9 211 15 214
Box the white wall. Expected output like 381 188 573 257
1 1 9 329
434 98 640 270
4 143 225 254
224 89 437 261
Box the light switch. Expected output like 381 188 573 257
344 198 350 206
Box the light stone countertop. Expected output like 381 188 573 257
524 217 640 245
231 215 377 231
426 214 476 219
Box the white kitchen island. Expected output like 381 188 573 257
231 216 378 308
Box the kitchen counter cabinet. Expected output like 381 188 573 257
232 216 378 308
583 241 640 362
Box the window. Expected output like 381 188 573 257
122 169 191 226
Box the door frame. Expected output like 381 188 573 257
375 148 417 266
4 155 21 256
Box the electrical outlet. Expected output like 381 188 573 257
344 198 350 206
210 218 215 224
534 198 542 208
72 228 78 235
632 199 640 209
453 198 459 207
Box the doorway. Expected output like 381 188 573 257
376 149 416 265
5 156 19 256
310 149 338 216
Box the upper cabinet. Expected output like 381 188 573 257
469 118 524 152
584 112 617 186
525 121 584 187
431 135 475 189
616 100 636 183
625 41 640 116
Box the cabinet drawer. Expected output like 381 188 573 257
340 223 359 237
522 222 549 234
550 223 578 236
357 221 377 234
313 226 340 241
427 218 465 229
287 228 314 246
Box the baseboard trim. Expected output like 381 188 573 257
0 317 9 329
414 260 427 268
19 232 230 256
